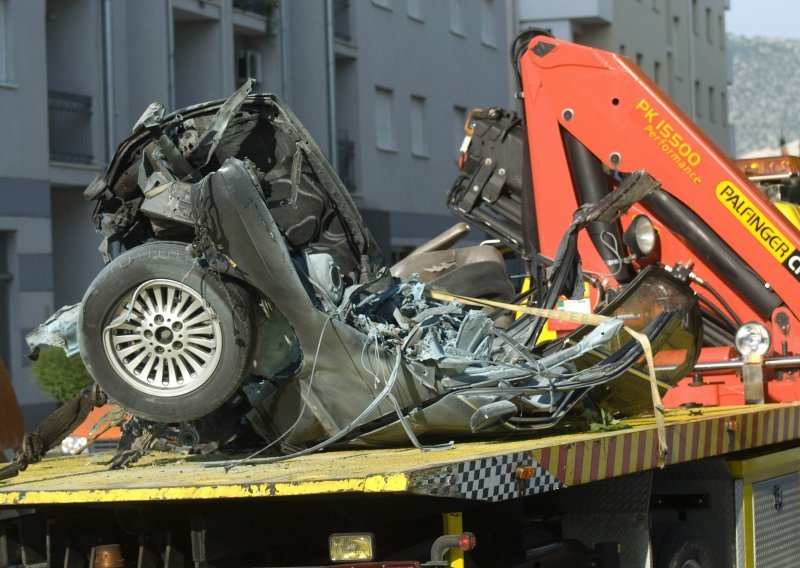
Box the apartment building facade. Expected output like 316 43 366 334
0 0 510 425
517 0 733 152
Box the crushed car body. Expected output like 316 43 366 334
27 81 702 460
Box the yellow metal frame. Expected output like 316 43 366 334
442 512 464 568
727 446 800 568
2 404 800 508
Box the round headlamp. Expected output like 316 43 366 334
734 322 771 361
624 215 658 257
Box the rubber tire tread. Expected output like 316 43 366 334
78 242 255 423
655 522 718 568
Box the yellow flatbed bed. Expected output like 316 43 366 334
2 403 799 507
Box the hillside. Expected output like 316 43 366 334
728 35 800 155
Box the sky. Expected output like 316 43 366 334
726 0 800 39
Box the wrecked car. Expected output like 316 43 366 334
36 80 701 459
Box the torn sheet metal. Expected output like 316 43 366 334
26 304 80 359
30 88 702 466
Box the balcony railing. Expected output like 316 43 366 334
233 0 271 16
334 0 351 41
337 133 356 192
48 91 93 164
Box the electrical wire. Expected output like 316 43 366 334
213 314 334 471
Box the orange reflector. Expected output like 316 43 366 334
734 155 800 179
458 533 477 551
516 466 535 480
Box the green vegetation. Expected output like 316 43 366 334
31 347 93 403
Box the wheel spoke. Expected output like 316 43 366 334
139 355 157 380
181 353 204 374
104 278 224 397
186 336 216 349
166 358 177 386
185 344 213 364
127 349 150 371
165 287 176 313
173 292 191 315
174 355 191 380
112 333 141 345
117 342 145 358
153 286 164 312
126 312 144 325
179 298 204 319
186 325 215 336
153 358 164 384
141 290 158 315
184 311 213 328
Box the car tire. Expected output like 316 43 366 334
79 241 255 423
655 523 718 568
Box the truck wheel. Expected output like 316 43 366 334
79 242 255 423
655 523 717 568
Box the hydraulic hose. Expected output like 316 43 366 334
563 131 634 283
644 189 781 320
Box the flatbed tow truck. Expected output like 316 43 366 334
8 31 800 568
3 403 800 566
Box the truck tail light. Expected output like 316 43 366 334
458 532 477 551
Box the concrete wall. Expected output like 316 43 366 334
50 187 104 308
286 0 331 156
0 1 55 425
0 1 49 180
352 0 510 244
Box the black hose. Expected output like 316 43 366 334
644 189 782 320
563 131 634 283
695 292 738 333
691 274 744 327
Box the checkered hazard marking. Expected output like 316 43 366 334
409 451 562 502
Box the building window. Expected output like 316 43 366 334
481 0 496 47
691 0 699 36
705 7 712 43
375 87 395 151
454 105 467 160
0 232 10 368
721 91 727 125
449 0 464 36
619 44 626 55
654 61 661 85
0 0 8 83
372 0 392 10
694 80 702 118
666 52 674 95
718 14 725 48
635 52 643 68
672 16 683 74
708 86 716 123
406 0 422 21
410 96 427 157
